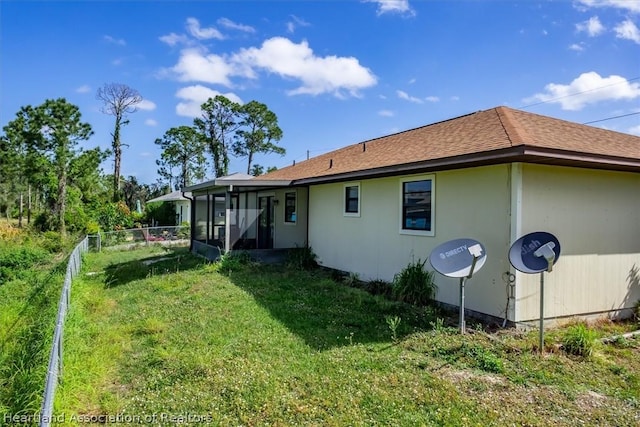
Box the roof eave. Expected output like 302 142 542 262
183 178 292 194
220 179 292 187
291 146 640 185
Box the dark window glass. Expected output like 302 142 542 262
345 186 359 213
402 180 431 231
284 192 296 223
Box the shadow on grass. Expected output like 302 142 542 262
226 265 441 350
103 247 208 288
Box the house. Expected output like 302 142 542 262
146 190 192 225
183 106 640 326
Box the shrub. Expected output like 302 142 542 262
0 244 48 282
42 231 65 253
286 246 318 270
392 259 437 306
562 323 598 357
217 251 252 274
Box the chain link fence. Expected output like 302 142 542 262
99 226 190 249
39 236 89 427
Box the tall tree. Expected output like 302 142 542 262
155 126 207 189
234 101 284 174
193 95 241 178
2 98 93 235
96 83 142 201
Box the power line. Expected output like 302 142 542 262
582 111 640 125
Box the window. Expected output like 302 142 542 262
344 183 360 216
284 192 296 223
400 176 434 235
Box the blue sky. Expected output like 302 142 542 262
2 0 639 185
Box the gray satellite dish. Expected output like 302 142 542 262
509 231 561 353
430 238 487 278
430 238 487 334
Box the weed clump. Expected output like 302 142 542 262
217 251 253 274
562 323 598 357
392 259 437 306
286 246 318 270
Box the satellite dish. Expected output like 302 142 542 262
430 238 487 278
509 232 561 274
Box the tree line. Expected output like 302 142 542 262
156 95 283 190
0 84 285 236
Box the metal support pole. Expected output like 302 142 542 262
539 271 544 354
459 277 466 334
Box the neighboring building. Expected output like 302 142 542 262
183 106 640 326
147 190 192 225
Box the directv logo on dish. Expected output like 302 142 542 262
521 239 541 255
439 245 468 259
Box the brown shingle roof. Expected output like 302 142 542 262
256 106 640 183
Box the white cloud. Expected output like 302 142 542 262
425 96 440 103
218 17 255 33
614 19 640 44
366 0 415 16
286 15 311 33
628 124 640 135
576 0 640 13
378 110 394 117
450 96 460 101
233 37 377 97
112 58 124 66
138 99 157 111
569 43 586 51
103 35 126 46
175 85 243 118
576 16 605 36
145 119 158 126
159 32 191 47
524 72 640 110
186 17 224 40
75 84 91 94
396 90 423 103
170 48 238 86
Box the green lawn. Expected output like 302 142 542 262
55 246 640 426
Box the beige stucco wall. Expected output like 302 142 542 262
308 165 514 319
274 187 308 248
515 164 640 322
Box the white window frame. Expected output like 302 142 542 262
343 182 361 217
284 190 297 225
399 175 435 236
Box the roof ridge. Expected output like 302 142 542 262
494 106 529 147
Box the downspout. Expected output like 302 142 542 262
206 191 211 246
182 190 194 251
305 185 310 247
225 185 233 253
